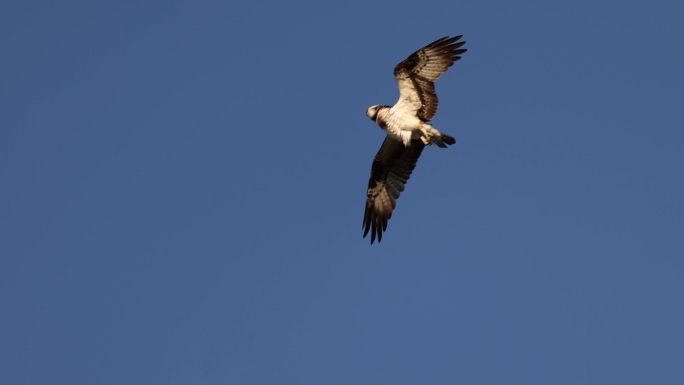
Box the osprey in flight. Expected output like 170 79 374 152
363 35 467 244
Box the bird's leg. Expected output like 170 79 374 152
419 127 433 145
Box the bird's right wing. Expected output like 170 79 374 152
363 136 425 244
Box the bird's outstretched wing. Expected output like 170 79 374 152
393 36 467 121
363 137 425 244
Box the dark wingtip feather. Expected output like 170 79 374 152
363 200 381 244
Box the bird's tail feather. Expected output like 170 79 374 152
434 133 456 148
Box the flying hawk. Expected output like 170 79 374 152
363 35 467 244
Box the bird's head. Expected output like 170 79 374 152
366 105 381 121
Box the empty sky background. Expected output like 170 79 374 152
2 0 683 384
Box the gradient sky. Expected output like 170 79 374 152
2 1 683 384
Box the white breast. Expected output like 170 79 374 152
378 108 421 146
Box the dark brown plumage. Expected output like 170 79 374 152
363 138 425 244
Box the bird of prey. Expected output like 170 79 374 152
363 35 467 244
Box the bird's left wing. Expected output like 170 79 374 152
393 36 467 121
363 137 426 244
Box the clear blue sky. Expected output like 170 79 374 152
2 1 683 384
